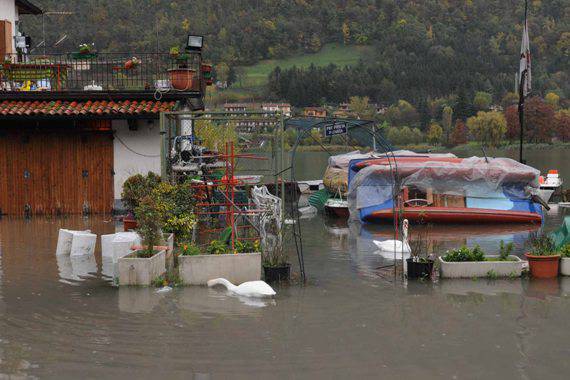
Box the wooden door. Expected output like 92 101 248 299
0 127 114 215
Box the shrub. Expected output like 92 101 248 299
152 181 196 243
135 195 164 257
443 245 485 262
179 243 201 256
121 172 161 214
235 240 260 253
560 244 570 258
527 235 556 256
499 240 514 261
207 240 228 255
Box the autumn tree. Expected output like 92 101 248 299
450 120 468 146
441 106 453 146
524 97 555 143
554 109 570 142
505 105 520 142
348 96 374 119
426 123 443 145
466 111 506 147
545 92 561 109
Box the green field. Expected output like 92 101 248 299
234 43 372 89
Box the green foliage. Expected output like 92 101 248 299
135 195 163 256
466 111 506 147
499 240 514 261
560 244 570 258
426 123 443 145
152 181 196 243
527 235 557 256
121 172 161 214
486 270 498 280
207 240 228 255
178 243 201 256
235 240 261 253
443 245 485 262
473 91 492 111
194 120 238 152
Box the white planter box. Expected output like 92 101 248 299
118 250 166 286
561 258 570 276
179 252 261 285
70 233 97 257
439 255 523 279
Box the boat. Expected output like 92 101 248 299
538 170 563 203
324 198 349 218
347 156 544 224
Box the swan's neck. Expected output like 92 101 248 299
207 278 237 291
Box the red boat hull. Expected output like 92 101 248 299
365 207 542 224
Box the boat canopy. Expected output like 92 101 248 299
347 156 540 219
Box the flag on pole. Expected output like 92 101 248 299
519 17 531 97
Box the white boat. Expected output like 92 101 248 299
538 170 563 203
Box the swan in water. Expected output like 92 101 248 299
373 219 411 254
207 278 276 298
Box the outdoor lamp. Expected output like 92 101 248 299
186 35 203 51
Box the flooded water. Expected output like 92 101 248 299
1 148 569 379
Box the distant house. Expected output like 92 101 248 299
223 102 254 113
261 102 291 117
303 107 327 118
0 0 209 215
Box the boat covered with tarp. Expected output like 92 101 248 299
347 155 543 224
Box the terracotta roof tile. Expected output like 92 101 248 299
0 100 177 117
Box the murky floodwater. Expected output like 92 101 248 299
1 149 570 379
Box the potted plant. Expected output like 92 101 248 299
178 239 261 285
560 244 570 276
525 235 560 279
167 46 197 91
118 195 166 286
439 242 523 279
121 172 161 231
406 229 434 279
263 245 290 283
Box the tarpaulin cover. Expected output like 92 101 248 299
347 156 540 219
550 216 570 249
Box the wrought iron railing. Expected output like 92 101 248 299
0 52 204 94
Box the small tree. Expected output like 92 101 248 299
450 119 468 146
426 123 443 145
135 195 163 256
466 111 506 147
441 105 453 146
473 91 492 111
121 172 161 215
545 92 560 109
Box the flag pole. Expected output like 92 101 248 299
518 0 528 164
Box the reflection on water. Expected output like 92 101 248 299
0 194 568 377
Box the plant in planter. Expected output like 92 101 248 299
560 244 570 276
525 235 560 278
440 243 523 279
118 195 166 285
167 46 196 90
121 172 161 230
152 181 196 244
207 240 228 255
406 228 434 280
178 243 201 256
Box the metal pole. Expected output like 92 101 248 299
159 112 168 179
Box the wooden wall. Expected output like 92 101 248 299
0 124 114 215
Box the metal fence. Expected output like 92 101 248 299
0 52 201 92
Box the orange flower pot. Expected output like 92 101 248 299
123 217 138 231
525 253 560 278
168 68 197 91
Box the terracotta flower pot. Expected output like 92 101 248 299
168 68 197 91
525 253 560 279
123 217 138 231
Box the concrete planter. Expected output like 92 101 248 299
179 252 261 285
439 255 523 279
118 249 166 286
561 258 570 276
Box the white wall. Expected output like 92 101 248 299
0 0 18 41
113 119 161 203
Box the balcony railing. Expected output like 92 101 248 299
0 52 207 99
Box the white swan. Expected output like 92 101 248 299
373 219 411 254
207 278 276 298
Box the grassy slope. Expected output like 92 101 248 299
235 43 372 89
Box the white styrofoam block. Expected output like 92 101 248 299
112 232 141 262
56 229 74 256
70 233 97 257
101 234 115 258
